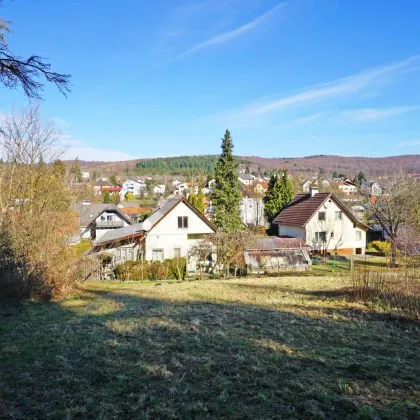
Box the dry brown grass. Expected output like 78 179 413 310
1 277 419 419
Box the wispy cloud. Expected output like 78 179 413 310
397 139 420 147
218 55 420 122
173 2 287 60
339 106 418 122
287 112 327 126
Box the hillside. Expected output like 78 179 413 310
67 154 420 178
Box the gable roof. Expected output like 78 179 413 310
75 203 134 228
273 192 369 231
93 195 217 246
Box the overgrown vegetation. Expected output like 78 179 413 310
0 106 80 302
1 277 419 419
348 264 420 320
115 258 187 281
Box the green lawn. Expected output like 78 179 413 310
1 277 420 419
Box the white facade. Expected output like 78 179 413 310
279 199 366 254
122 180 142 197
144 201 215 261
153 184 166 195
361 181 382 196
238 175 255 186
81 171 90 179
337 183 358 195
83 211 131 240
175 183 189 195
240 198 265 227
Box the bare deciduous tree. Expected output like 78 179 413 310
0 3 71 99
370 173 420 267
0 105 78 301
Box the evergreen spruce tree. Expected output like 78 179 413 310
264 170 294 223
212 130 243 232
102 189 111 204
263 172 283 223
280 170 294 207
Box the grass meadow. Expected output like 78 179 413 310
1 277 420 419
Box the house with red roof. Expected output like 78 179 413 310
273 186 369 256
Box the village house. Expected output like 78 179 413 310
334 179 358 195
93 196 217 266
238 174 255 186
253 180 268 195
75 202 134 240
121 179 144 197
240 197 265 227
93 181 113 196
274 186 369 255
360 181 382 196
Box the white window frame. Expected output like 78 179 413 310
335 211 343 221
318 212 326 221
315 231 327 242
178 216 188 229
173 248 181 258
152 249 164 262
355 231 362 241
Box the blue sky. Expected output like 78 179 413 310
1 0 420 160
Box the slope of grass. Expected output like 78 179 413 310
1 277 420 419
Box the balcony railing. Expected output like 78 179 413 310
96 220 124 228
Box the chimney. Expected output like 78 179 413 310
310 185 319 198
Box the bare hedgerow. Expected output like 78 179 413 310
0 105 80 302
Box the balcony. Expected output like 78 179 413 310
96 220 124 228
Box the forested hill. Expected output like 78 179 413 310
134 155 252 176
71 154 420 178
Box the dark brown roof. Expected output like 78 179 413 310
273 193 369 230
274 193 331 227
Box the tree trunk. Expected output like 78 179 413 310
390 240 397 268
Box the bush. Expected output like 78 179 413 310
166 258 187 280
347 266 420 320
371 240 391 255
114 259 187 281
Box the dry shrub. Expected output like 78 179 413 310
347 265 420 320
115 259 188 281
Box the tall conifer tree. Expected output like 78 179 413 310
212 130 242 232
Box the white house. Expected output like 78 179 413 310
75 203 134 240
273 186 369 256
153 184 166 195
334 180 358 195
122 180 143 197
93 196 217 266
172 179 182 187
238 174 255 186
81 171 90 180
175 183 189 195
240 197 265 227
361 181 382 196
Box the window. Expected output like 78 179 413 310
318 212 326 221
331 231 334 239
127 249 134 260
335 211 343 221
355 231 362 241
315 231 327 242
107 215 113 221
152 249 164 261
178 216 188 229
173 248 181 258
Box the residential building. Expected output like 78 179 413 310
122 179 143 197
175 183 189 195
273 186 369 255
75 202 134 240
153 184 166 195
238 174 255 186
81 171 90 180
360 181 382 196
240 197 265 227
253 181 268 195
93 196 217 267
93 182 113 196
334 180 358 195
